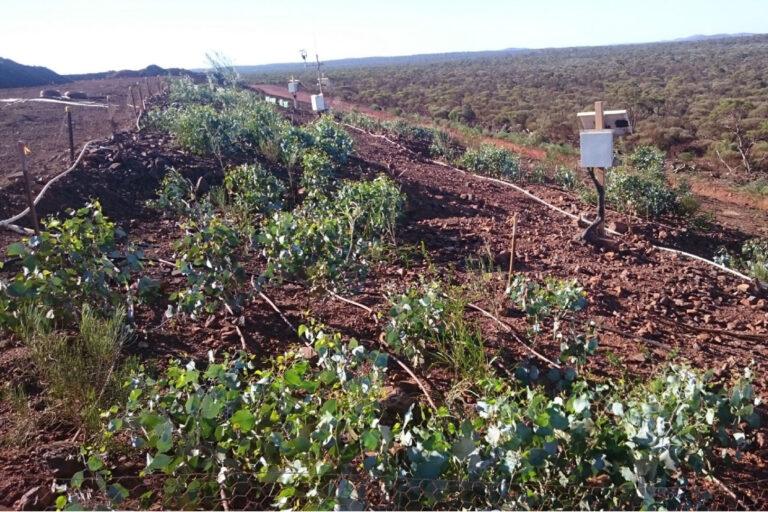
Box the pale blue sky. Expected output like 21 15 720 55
1 0 766 73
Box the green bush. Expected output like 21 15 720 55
300 149 336 199
458 144 522 180
310 117 354 167
629 145 666 173
260 177 404 287
223 163 285 218
1 202 141 329
146 168 197 217
170 214 245 318
72 329 390 510
607 168 697 218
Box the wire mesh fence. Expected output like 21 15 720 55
46 471 768 510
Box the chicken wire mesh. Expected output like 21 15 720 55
45 472 768 510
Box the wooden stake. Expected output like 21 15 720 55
136 83 146 111
128 85 137 114
593 101 606 237
65 107 75 163
17 141 40 235
506 213 518 290
144 76 151 97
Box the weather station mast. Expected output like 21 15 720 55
300 48 329 113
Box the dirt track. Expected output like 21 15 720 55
0 100 766 508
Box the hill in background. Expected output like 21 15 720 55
234 47 526 75
0 59 203 89
0 57 68 88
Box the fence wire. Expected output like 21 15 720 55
43 472 768 511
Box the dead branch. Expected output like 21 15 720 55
0 139 99 228
467 303 562 368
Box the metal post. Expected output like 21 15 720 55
17 141 40 235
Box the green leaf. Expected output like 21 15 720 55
147 453 172 472
87 455 103 471
55 495 68 510
70 471 84 489
200 394 221 419
6 242 26 257
231 409 255 431
107 483 129 503
362 429 381 451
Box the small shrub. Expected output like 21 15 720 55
458 144 522 180
385 281 488 379
553 166 578 190
170 215 245 318
223 163 285 217
429 129 463 161
311 117 354 167
72 331 390 510
385 282 447 367
260 177 404 287
146 168 197 217
18 304 130 431
1 202 141 329
607 168 697 218
628 145 666 173
506 274 587 326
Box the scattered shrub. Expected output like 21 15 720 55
223 163 285 218
72 330 390 510
146 168 197 217
170 215 245 318
1 202 141 329
458 144 522 180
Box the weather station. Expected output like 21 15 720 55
577 101 632 240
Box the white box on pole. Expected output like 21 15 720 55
580 130 615 168
311 94 327 112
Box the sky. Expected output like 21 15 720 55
1 0 767 74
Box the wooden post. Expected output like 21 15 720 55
593 101 606 237
17 141 41 235
145 77 151 97
65 107 75 163
506 213 518 291
136 82 146 111
128 85 137 114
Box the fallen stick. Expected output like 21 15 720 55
467 303 562 369
261 288 438 411
326 289 379 324
258 291 297 333
708 474 751 510
655 316 767 343
235 325 248 351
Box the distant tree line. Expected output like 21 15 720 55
256 35 768 174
